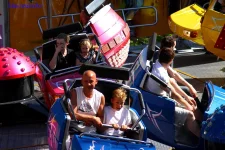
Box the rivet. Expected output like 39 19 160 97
12 56 16 59
21 68 25 72
7 52 11 55
17 61 21 65
3 63 9 68
2 57 8 61
3 70 10 76
0 53 5 56
19 53 24 57
220 37 223 40
26 58 30 62
31 65 35 68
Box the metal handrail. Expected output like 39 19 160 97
49 68 80 80
37 6 158 33
203 2 209 9
38 13 81 33
0 95 35 105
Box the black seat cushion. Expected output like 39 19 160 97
42 40 56 61
67 34 88 53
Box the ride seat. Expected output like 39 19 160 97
67 33 88 53
42 40 57 70
70 79 145 140
41 34 88 70
71 79 129 106
140 73 200 146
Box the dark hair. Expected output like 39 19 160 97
159 47 175 64
160 35 175 49
56 33 70 43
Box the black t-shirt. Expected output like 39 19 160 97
55 49 75 71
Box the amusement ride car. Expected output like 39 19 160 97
47 64 156 150
128 33 225 150
33 0 131 109
168 0 225 60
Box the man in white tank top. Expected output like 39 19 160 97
70 70 105 132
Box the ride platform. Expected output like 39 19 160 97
1 46 225 150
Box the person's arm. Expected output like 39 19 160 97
49 45 61 70
121 109 132 131
168 67 197 98
164 82 195 112
70 88 99 125
96 94 105 122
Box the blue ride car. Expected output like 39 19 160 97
47 64 156 150
127 33 225 150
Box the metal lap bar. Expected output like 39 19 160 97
38 61 52 73
54 66 80 73
0 95 36 105
79 132 153 146
33 46 42 61
37 6 158 33
129 87 146 130
49 68 80 80
49 61 108 80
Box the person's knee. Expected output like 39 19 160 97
169 78 176 85
187 111 195 121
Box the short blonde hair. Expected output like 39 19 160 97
79 38 92 49
112 88 127 101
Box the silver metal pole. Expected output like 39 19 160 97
3 0 9 47
46 0 52 29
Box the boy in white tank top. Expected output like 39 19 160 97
102 88 132 136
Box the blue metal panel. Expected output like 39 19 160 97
202 82 225 144
48 99 69 150
131 88 175 146
72 135 156 150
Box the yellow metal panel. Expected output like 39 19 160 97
170 4 205 30
202 8 225 59
168 4 205 45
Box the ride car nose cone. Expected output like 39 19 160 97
0 47 35 103
0 47 35 80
